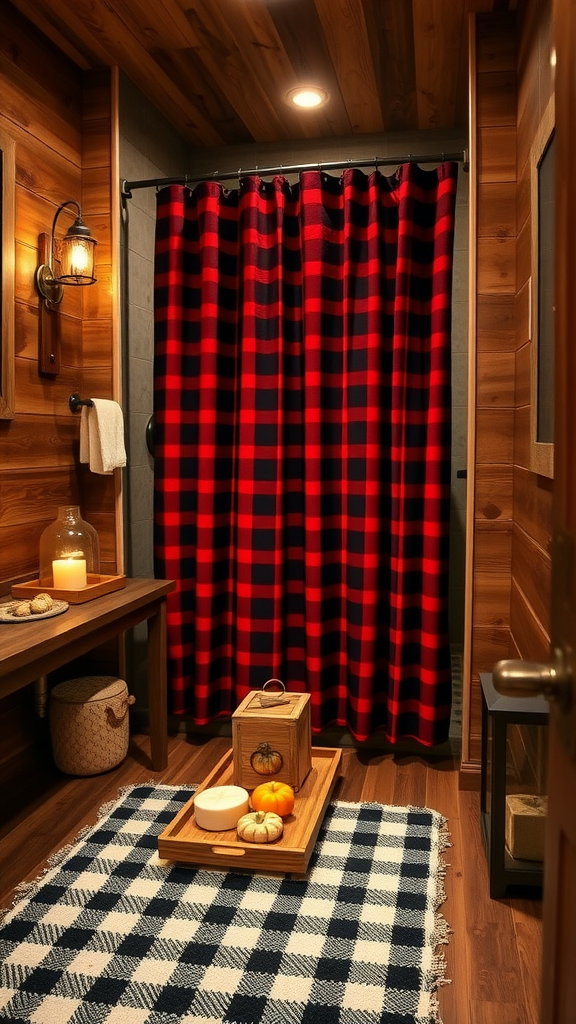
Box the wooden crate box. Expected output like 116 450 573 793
505 794 547 861
232 688 311 792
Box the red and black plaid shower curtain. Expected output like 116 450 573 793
154 163 458 745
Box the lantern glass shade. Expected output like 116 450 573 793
39 506 100 589
35 200 98 307
57 232 97 285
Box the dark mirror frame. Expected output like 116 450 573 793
529 95 555 479
0 126 15 420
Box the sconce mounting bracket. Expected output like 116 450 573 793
35 263 64 307
37 232 61 377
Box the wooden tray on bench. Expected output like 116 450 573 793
158 746 342 875
12 574 126 604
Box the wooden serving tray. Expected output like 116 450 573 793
158 746 342 875
11 574 126 604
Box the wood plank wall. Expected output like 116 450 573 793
1 9 84 580
79 68 118 573
465 12 517 774
0 7 117 587
511 0 553 664
462 0 553 781
0 4 117 797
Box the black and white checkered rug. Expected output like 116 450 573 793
0 785 451 1024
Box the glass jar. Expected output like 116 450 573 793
39 505 100 589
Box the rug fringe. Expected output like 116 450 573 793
414 911 452 1024
0 817 107 921
419 820 453 1024
0 782 195 921
334 800 453 1024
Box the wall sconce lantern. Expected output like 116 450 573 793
35 200 98 376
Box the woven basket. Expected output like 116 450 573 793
49 676 135 776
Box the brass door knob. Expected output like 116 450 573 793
493 648 571 710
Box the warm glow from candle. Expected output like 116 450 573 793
52 558 87 590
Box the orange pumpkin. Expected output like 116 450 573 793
251 780 295 817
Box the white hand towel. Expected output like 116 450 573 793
79 399 127 475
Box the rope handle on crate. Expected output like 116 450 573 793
256 679 291 708
105 694 136 728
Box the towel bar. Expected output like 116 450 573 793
69 394 94 414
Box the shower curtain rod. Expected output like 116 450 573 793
121 149 468 199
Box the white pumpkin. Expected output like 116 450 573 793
236 810 283 843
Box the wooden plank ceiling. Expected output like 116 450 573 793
10 0 516 148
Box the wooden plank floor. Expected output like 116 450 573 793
0 733 542 1024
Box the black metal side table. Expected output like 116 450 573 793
480 671 549 898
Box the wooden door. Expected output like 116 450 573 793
540 1 576 1020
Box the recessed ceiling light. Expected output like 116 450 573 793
285 86 329 110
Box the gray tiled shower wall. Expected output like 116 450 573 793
119 75 469 718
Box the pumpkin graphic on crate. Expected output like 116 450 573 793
250 742 283 776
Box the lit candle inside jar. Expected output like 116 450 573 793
194 785 250 831
52 558 87 590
